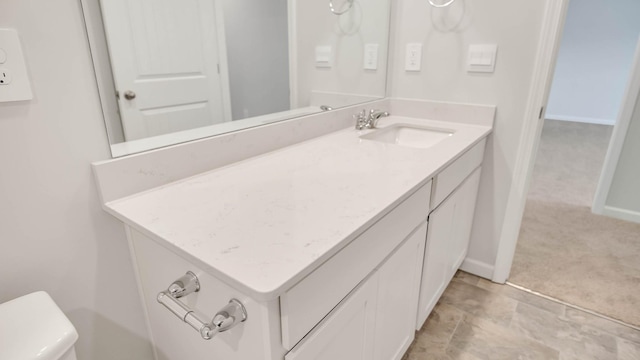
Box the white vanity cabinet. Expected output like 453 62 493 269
93 106 494 360
115 139 486 360
286 221 428 360
417 140 485 328
285 139 486 359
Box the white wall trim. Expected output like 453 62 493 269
545 114 616 126
125 227 159 360
460 258 494 280
287 0 298 108
602 206 640 225
592 37 640 215
385 0 400 101
78 0 125 144
492 0 570 284
213 0 232 123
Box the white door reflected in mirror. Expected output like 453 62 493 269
82 0 392 157
101 0 228 141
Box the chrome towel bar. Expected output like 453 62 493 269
157 271 248 340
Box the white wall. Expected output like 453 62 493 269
293 0 390 108
390 0 548 276
0 1 153 359
546 0 640 125
221 0 290 120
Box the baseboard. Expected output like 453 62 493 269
602 205 640 225
460 258 494 280
545 114 616 126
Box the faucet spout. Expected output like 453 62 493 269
370 110 390 120
368 110 390 128
354 109 390 130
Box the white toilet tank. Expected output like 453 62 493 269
0 291 79 360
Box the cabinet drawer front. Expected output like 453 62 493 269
431 138 486 210
281 182 432 350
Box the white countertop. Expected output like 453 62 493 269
104 116 491 300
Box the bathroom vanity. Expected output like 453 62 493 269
93 99 494 360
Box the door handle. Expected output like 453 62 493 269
123 90 136 100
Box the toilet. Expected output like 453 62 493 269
0 291 79 360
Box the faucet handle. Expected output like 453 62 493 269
354 109 368 130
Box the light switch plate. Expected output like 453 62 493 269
315 46 332 68
364 43 379 70
0 29 33 101
405 43 422 72
467 44 498 73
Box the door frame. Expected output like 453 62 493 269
492 0 570 283
212 0 233 122
592 37 640 222
79 0 125 144
287 0 299 109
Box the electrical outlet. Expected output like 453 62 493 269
0 69 11 85
0 29 33 101
364 44 379 70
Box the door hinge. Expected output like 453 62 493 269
539 106 545 119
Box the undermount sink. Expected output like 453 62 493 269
360 123 455 149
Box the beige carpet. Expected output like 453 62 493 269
510 120 640 327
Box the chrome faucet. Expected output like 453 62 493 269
354 109 390 130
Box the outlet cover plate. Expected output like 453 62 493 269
364 43 379 70
0 29 33 102
405 43 422 72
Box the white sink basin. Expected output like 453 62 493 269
360 123 455 149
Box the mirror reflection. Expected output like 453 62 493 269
85 0 392 156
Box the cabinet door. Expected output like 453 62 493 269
285 273 378 360
417 190 455 328
374 222 428 360
417 166 482 329
449 167 481 274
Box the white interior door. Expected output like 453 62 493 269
592 37 640 223
100 0 229 141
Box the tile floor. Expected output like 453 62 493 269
510 120 640 327
403 271 640 360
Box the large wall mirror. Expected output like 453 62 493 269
81 0 392 157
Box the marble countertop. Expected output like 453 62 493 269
104 116 491 300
